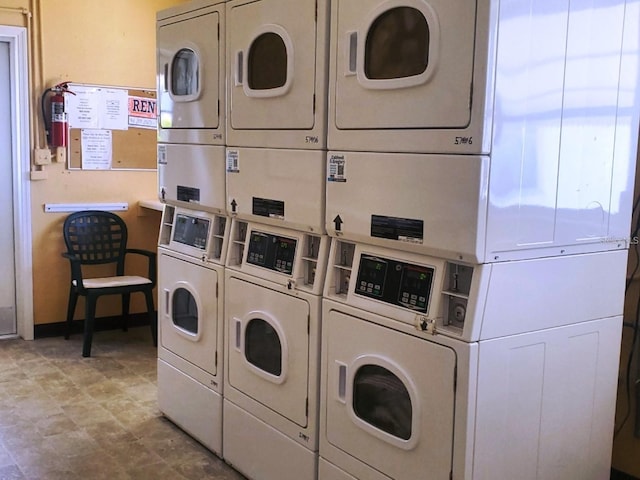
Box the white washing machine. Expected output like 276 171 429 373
157 205 229 456
319 239 626 480
326 0 640 262
223 219 329 480
157 0 226 145
225 0 330 150
157 143 226 213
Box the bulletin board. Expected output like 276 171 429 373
65 83 157 170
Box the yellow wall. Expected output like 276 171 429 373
1 0 188 325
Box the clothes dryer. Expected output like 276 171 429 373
223 219 329 480
326 0 639 263
157 205 229 455
327 0 639 157
158 143 226 214
225 0 330 149
319 239 626 480
157 0 226 145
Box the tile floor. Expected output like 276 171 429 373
0 327 246 480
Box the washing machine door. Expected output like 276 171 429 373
227 277 311 427
157 7 222 133
324 310 456 479
332 0 476 130
159 254 219 376
227 0 318 130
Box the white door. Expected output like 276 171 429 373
157 3 224 144
227 0 319 131
159 253 220 376
0 39 15 336
227 277 310 427
331 0 476 130
323 310 456 480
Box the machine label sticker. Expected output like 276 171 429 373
371 215 424 244
226 149 239 173
327 154 346 182
157 145 167 165
253 197 285 220
177 186 200 204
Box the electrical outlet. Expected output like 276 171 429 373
34 148 51 165
55 146 67 164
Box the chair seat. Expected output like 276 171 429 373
73 276 152 289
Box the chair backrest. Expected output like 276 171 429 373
63 210 128 273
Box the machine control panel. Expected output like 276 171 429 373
355 254 434 313
173 214 210 249
247 230 297 275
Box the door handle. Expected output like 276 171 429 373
235 318 242 351
235 51 244 86
347 31 357 76
337 361 347 403
163 63 169 91
164 289 170 315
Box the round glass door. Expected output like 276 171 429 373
352 364 413 441
248 32 288 90
244 318 282 376
172 287 198 335
365 6 430 81
171 48 199 98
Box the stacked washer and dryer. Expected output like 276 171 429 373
320 1 640 480
155 0 229 456
153 0 640 479
221 1 331 479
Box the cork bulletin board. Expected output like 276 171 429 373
65 83 157 170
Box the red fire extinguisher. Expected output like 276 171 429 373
42 82 74 148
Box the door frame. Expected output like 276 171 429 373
1 26 33 340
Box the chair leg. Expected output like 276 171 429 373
144 290 157 347
83 295 97 358
65 288 78 340
121 293 131 332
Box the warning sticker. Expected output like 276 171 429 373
327 153 346 182
226 149 239 173
157 145 167 165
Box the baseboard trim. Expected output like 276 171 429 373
34 312 154 339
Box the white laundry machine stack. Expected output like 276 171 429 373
320 1 640 480
155 0 230 458
157 205 229 455
222 1 332 479
157 0 227 213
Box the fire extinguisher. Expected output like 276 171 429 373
41 82 74 148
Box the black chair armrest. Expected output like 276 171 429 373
62 252 85 290
124 248 158 285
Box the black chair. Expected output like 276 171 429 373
62 210 157 357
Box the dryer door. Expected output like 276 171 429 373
227 277 310 427
159 253 220 376
158 8 222 132
332 0 476 130
227 0 317 130
324 310 456 479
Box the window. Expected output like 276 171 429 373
172 288 198 334
365 7 430 80
245 318 282 376
248 32 288 90
172 48 199 96
353 364 413 440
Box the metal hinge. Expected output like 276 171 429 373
215 351 218 368
305 397 309 417
216 283 219 299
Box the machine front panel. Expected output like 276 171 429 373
247 230 297 275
